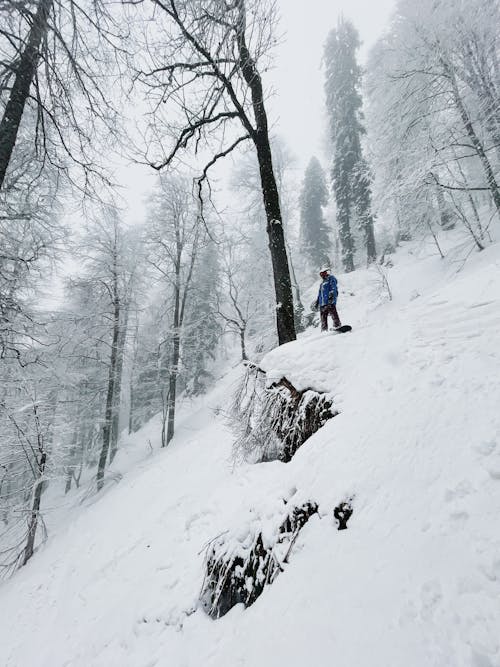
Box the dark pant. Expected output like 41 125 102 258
320 304 341 330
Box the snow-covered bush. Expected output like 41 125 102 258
200 500 318 618
230 363 336 463
369 263 393 306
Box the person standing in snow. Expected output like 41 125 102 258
314 267 342 331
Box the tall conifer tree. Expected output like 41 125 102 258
299 157 331 270
183 241 222 396
324 17 376 271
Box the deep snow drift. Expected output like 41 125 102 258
1 234 500 667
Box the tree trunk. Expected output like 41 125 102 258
337 197 355 272
128 317 139 434
64 453 74 494
365 214 377 264
394 184 411 242
285 239 305 332
22 451 46 566
22 392 56 566
165 336 179 446
164 210 199 446
455 151 484 240
239 326 247 361
96 286 120 491
129 381 136 435
109 304 129 463
256 140 297 343
235 0 296 345
462 36 500 164
0 0 53 189
166 279 180 446
435 184 454 230
354 164 377 264
446 62 500 217
64 425 79 494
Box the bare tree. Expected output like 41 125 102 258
67 208 139 492
21 387 57 565
0 147 65 363
146 174 201 446
135 0 296 345
0 0 122 191
0 341 65 574
96 221 137 489
0 0 53 188
366 0 500 251
127 304 166 435
231 138 306 331
216 243 251 362
59 279 112 493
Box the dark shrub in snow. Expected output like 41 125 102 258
334 499 354 530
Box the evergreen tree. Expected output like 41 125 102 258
324 17 376 271
182 241 222 396
353 158 377 262
299 157 331 270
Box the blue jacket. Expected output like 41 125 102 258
317 274 338 307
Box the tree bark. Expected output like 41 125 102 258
461 35 500 164
109 304 129 463
64 425 79 494
0 0 53 189
165 270 181 447
128 318 139 434
365 214 377 263
235 0 296 345
22 451 46 566
354 164 377 264
454 156 484 241
22 392 56 566
64 452 74 494
285 239 305 332
435 184 454 230
96 262 120 491
129 380 136 435
239 326 247 362
337 197 355 272
164 210 199 447
165 337 179 446
446 61 500 217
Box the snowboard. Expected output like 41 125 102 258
332 325 352 334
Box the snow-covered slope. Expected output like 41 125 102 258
1 237 500 667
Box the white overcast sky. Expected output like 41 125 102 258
117 0 397 224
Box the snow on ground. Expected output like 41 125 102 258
1 234 500 667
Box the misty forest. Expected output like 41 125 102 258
1 0 499 665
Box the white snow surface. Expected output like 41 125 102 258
1 235 500 667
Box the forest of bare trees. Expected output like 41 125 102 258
0 0 498 576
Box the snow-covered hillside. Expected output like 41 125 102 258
1 236 500 667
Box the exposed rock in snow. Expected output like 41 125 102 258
200 498 318 618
